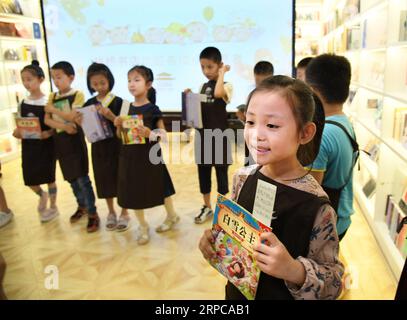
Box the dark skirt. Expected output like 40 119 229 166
21 137 56 186
117 142 164 209
91 137 120 198
163 164 175 198
53 130 89 182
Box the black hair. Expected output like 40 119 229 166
253 61 274 76
246 75 319 166
86 62 115 94
199 46 222 64
128 65 156 104
297 57 313 69
51 61 75 76
21 60 45 78
305 54 351 104
309 93 325 166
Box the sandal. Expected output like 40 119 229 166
155 215 180 233
116 215 130 232
136 226 150 245
106 213 117 231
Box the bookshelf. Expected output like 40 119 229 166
319 0 407 279
0 0 50 162
295 0 323 66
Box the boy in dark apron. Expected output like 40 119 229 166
186 47 233 224
44 61 99 233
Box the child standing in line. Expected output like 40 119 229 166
185 46 233 224
199 76 343 300
44 61 100 233
77 62 129 231
12 60 58 222
114 65 178 245
296 57 313 81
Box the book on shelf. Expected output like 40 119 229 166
400 10 407 42
0 0 23 14
343 0 360 21
393 108 407 148
367 98 379 109
385 195 400 240
362 177 376 199
208 193 272 300
346 25 360 51
399 185 407 215
364 138 380 163
15 116 41 139
120 114 146 145
395 215 407 259
181 91 204 129
77 104 113 143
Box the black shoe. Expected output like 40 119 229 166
70 208 87 223
87 214 100 233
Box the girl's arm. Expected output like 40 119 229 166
154 119 168 142
284 204 344 300
253 204 343 300
114 116 123 139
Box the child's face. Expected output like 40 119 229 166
51 69 74 93
128 70 151 99
21 71 43 94
90 74 110 96
244 91 302 166
200 58 221 81
296 67 306 81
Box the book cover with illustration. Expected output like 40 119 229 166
77 104 113 143
15 117 41 139
120 114 146 145
209 193 272 300
52 98 71 132
181 91 204 129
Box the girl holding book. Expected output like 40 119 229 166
113 65 178 245
12 61 58 222
199 76 344 300
75 63 129 231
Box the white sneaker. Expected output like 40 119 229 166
0 210 13 228
37 192 49 213
40 207 59 223
194 206 213 224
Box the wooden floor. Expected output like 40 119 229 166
0 138 398 299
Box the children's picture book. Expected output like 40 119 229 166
208 193 272 300
399 10 407 42
395 215 407 259
15 117 41 139
77 104 113 143
181 92 204 129
120 114 146 145
52 98 71 133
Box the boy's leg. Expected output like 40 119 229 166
135 209 149 245
76 176 97 216
195 165 214 224
76 176 99 233
0 186 12 228
215 165 229 195
69 179 87 223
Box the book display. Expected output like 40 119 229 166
295 1 323 66
314 0 407 279
0 0 50 161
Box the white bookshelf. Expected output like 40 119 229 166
320 0 407 280
0 0 50 163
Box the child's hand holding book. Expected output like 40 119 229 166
199 229 217 260
253 232 306 286
12 128 22 139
